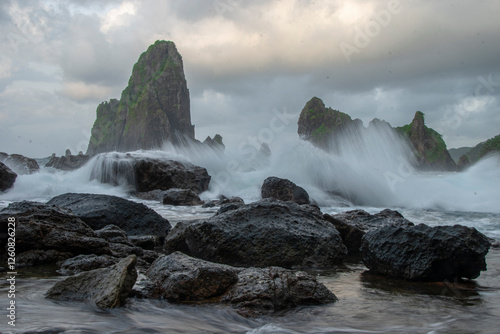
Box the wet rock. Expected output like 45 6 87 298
129 235 158 250
323 209 414 255
0 162 17 191
145 252 336 316
222 266 337 315
45 152 90 171
360 224 491 281
0 201 111 266
216 202 244 215
202 195 244 208
16 250 74 267
95 225 131 244
90 154 211 194
47 193 171 242
109 242 144 258
0 152 39 174
162 188 203 206
58 254 120 275
165 198 347 268
146 252 240 302
261 176 310 205
46 255 138 308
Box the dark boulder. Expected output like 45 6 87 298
222 266 337 315
165 198 347 268
162 188 203 206
0 162 17 191
90 154 211 194
46 255 137 308
261 176 310 205
95 224 131 244
0 152 39 174
323 209 414 255
145 252 336 316
0 201 111 266
360 224 491 281
202 195 244 208
58 254 120 275
47 193 171 241
146 252 240 302
129 235 158 250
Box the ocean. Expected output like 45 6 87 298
1 127 499 333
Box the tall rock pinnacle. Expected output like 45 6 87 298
86 40 194 155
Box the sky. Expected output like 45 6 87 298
0 0 499 158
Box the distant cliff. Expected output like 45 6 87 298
297 97 361 149
396 111 456 171
455 134 500 166
87 40 194 155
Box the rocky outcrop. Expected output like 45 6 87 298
203 134 225 151
165 198 347 268
360 224 491 281
202 195 244 208
146 252 336 315
45 150 90 171
457 154 471 171
58 254 120 275
396 111 456 171
86 40 194 155
0 162 17 191
162 188 203 206
90 153 210 194
46 255 137 308
222 266 337 315
323 209 414 255
0 152 39 174
0 201 111 266
261 176 310 205
461 133 500 164
297 97 362 149
146 252 240 302
47 193 171 241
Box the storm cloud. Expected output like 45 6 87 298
1 0 499 157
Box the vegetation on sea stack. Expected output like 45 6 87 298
396 111 456 171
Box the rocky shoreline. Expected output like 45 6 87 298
0 176 493 316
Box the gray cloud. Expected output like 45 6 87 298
0 0 499 158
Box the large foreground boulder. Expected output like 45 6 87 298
165 198 347 268
46 255 137 308
261 176 310 205
324 209 414 255
222 266 337 315
360 224 491 281
146 252 336 315
0 162 17 191
0 201 111 266
0 152 39 174
146 252 239 302
90 154 211 194
47 193 171 241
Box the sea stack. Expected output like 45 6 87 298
396 111 456 171
86 40 194 155
297 97 361 150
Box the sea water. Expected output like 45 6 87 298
1 127 499 333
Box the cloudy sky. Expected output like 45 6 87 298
1 0 499 158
